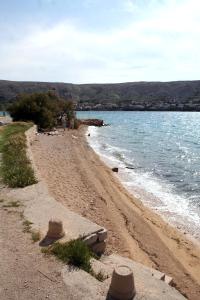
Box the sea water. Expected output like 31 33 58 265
77 111 200 240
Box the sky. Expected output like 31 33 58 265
0 0 200 83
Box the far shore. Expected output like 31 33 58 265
31 126 200 299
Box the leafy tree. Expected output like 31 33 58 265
8 92 76 129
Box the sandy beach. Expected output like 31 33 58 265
31 127 200 300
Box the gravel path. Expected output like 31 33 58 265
0 200 76 300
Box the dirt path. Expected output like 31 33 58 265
0 198 77 300
31 129 200 300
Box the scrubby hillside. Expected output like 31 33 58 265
1 80 200 111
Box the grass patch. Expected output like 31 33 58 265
23 219 33 233
43 239 92 271
3 200 20 208
41 247 50 255
50 239 92 273
42 239 107 281
0 122 37 187
31 230 41 242
0 122 32 151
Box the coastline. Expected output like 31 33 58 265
31 127 200 299
86 126 200 245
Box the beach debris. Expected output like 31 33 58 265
72 135 78 139
112 167 119 173
38 270 58 283
108 265 136 300
88 133 90 137
47 131 59 136
46 218 65 239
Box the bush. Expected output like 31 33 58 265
50 239 92 272
43 239 108 281
8 92 76 129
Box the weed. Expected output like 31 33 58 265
0 199 4 203
41 247 50 255
23 219 33 233
31 230 41 242
91 270 108 282
3 200 20 208
50 239 92 273
41 239 108 281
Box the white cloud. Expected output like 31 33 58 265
1 0 200 83
123 0 137 13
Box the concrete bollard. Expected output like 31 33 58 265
109 265 136 300
46 218 65 239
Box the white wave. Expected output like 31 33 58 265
86 126 99 138
122 170 200 226
87 130 200 239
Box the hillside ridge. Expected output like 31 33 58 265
1 79 200 111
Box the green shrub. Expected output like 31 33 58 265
0 123 37 188
1 163 36 188
8 92 76 129
50 239 92 272
0 122 32 151
42 239 107 281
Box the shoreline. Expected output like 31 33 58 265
86 125 200 244
31 127 200 299
86 126 200 246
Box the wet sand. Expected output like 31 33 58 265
31 128 200 300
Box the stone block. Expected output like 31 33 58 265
98 229 107 242
91 241 106 255
164 275 173 286
83 233 98 246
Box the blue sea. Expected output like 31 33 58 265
78 111 200 240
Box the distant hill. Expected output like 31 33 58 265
1 79 200 111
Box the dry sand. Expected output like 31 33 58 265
31 127 200 300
